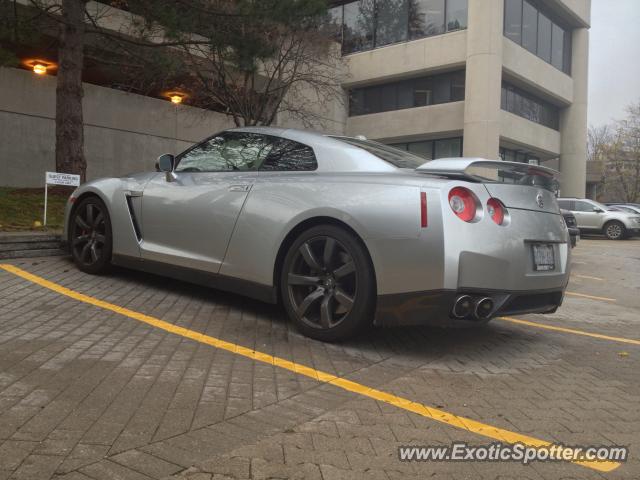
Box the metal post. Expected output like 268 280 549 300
43 182 48 226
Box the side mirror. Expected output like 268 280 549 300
593 208 604 213
157 153 175 172
156 154 176 182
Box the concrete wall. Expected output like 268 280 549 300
500 111 561 156
343 30 467 86
0 67 235 187
556 0 591 27
346 102 464 141
559 27 589 197
462 0 503 159
502 39 573 105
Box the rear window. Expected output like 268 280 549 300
330 137 427 169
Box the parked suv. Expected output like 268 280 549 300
557 198 640 240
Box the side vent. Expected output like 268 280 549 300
125 194 142 241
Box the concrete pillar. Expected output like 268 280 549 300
559 28 589 197
462 0 504 160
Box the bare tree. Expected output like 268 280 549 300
587 124 611 163
132 0 345 128
601 101 640 203
180 28 343 128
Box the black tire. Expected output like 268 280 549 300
280 225 375 342
69 196 113 274
603 220 626 240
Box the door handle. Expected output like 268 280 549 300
228 184 252 192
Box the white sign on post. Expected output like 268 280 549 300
44 171 81 226
46 172 81 187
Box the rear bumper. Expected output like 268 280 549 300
374 287 565 327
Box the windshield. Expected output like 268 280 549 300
330 137 427 169
591 200 617 211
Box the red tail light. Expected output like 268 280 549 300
420 192 428 228
487 198 505 225
448 187 477 222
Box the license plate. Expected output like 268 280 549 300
532 244 555 271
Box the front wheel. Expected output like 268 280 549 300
280 225 375 342
603 221 626 240
70 196 113 274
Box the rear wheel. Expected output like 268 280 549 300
70 196 112 274
280 225 375 342
603 220 626 240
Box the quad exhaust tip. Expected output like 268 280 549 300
452 295 495 320
452 295 473 319
474 297 494 320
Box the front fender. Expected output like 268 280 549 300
64 174 154 258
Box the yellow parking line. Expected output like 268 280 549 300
500 317 640 347
0 264 620 473
565 291 616 302
571 274 604 281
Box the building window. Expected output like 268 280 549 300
521 0 538 55
551 23 564 71
349 70 465 116
376 0 409 46
504 0 522 44
498 147 542 183
536 12 552 63
446 0 467 30
343 1 375 54
500 82 560 130
390 137 463 159
503 0 571 74
331 0 467 55
409 0 445 38
499 147 540 164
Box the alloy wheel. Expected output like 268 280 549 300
72 202 107 266
286 235 357 330
606 223 622 240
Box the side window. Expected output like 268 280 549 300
260 139 317 171
557 200 572 210
573 201 594 212
176 132 272 172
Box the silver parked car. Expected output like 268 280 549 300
608 204 640 215
64 127 570 341
557 198 640 240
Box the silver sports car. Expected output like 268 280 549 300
64 127 570 341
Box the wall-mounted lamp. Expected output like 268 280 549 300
164 91 187 105
22 59 57 76
33 63 48 75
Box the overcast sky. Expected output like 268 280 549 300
588 0 640 127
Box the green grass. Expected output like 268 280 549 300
0 186 72 232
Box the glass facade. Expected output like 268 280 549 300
349 70 465 116
390 137 463 160
330 0 468 55
501 82 560 130
499 146 540 164
503 0 572 74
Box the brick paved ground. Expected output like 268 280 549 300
0 238 638 479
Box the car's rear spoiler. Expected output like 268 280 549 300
415 157 559 181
